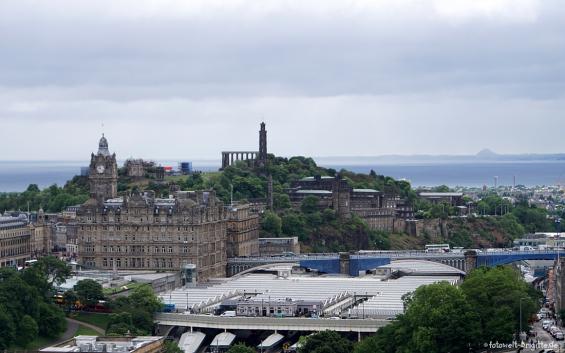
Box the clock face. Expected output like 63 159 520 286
96 164 105 174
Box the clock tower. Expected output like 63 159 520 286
88 134 118 202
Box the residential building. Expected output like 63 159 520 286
259 237 300 256
77 136 229 281
227 203 260 257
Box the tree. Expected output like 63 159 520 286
63 290 78 310
106 322 132 336
128 285 163 314
107 285 162 335
298 331 352 353
34 256 71 287
261 211 282 236
74 279 104 307
356 282 481 353
164 341 183 353
226 343 255 353
281 212 306 239
16 315 39 347
301 196 320 214
0 306 16 350
37 302 67 338
273 193 291 210
131 309 154 334
461 266 539 343
107 312 133 335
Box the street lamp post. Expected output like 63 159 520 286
556 219 562 265
363 292 367 319
519 297 527 342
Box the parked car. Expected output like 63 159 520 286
554 331 564 340
542 319 554 330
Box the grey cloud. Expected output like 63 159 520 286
0 0 564 159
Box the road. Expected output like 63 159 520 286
521 321 563 353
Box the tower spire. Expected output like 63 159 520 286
258 122 267 167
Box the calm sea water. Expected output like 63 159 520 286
1 160 564 192
320 161 565 188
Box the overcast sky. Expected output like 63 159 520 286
1 0 564 161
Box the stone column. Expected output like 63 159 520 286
339 252 350 275
464 250 477 273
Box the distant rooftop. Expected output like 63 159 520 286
0 214 29 229
300 176 334 181
353 188 379 193
295 189 332 195
40 336 164 353
419 192 463 197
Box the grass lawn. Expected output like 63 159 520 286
70 312 111 330
103 281 147 295
11 320 102 350
75 324 101 336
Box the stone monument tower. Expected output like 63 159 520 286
257 122 267 167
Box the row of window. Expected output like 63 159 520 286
0 244 31 257
0 236 29 247
102 257 175 269
0 230 30 239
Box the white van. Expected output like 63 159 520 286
220 310 236 317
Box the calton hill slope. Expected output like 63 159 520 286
0 154 554 252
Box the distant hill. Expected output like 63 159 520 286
476 148 498 159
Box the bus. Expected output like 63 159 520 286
425 244 450 253
24 259 38 267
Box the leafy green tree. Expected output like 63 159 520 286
63 290 78 310
0 306 16 350
298 331 352 353
34 256 72 287
163 341 183 353
37 302 67 338
0 262 68 347
273 193 291 210
512 203 552 233
107 285 162 335
261 211 282 236
226 343 255 353
301 196 320 214
461 266 539 343
16 315 39 347
429 201 456 219
432 185 451 192
128 285 163 314
281 212 307 239
74 279 104 307
131 309 154 334
106 322 132 336
356 282 481 353
354 319 413 353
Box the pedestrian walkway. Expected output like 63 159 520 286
67 318 106 335
40 317 106 350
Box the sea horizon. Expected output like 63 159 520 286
1 159 565 192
